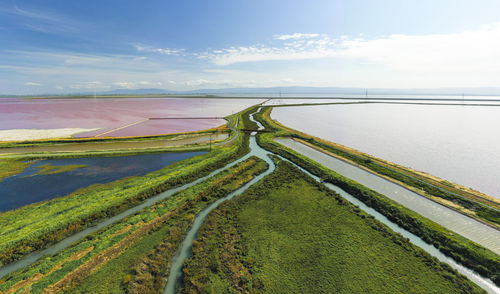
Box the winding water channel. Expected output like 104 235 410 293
0 113 498 293
0 119 240 279
164 136 275 293
165 111 498 294
289 160 499 294
275 137 500 255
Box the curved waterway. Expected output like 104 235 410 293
1 113 497 293
287 160 499 294
165 111 498 294
0 120 248 279
164 137 275 293
275 137 500 255
164 111 274 293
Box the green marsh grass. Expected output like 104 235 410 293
183 158 482 293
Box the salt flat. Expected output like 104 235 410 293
0 128 99 141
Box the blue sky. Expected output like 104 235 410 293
1 0 500 94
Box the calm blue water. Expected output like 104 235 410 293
0 152 205 211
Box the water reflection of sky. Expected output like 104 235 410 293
0 98 262 137
273 103 500 197
263 98 500 106
0 151 205 211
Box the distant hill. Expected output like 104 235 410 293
100 86 500 96
102 88 173 95
3 86 500 97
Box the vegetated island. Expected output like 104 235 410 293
183 157 481 293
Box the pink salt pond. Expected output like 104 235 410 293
0 97 262 140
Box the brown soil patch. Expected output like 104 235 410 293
5 246 95 294
109 224 132 237
42 207 182 293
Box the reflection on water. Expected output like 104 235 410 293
263 98 500 106
272 103 500 197
275 138 500 255
0 151 205 211
0 97 263 138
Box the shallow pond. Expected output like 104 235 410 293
0 97 262 139
272 103 500 197
0 151 205 211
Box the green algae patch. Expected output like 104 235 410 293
32 163 88 175
0 158 33 182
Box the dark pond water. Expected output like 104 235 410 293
0 151 205 211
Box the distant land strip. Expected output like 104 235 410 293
94 119 149 138
148 117 223 119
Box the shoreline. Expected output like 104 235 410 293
254 107 500 287
266 107 500 209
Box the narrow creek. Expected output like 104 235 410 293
275 137 500 254
0 119 245 279
165 110 499 294
164 111 275 293
1 112 497 293
163 136 275 293
285 158 499 294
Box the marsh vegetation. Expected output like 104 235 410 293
183 158 482 293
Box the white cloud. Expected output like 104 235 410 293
274 33 321 40
24 82 41 86
152 48 184 55
139 81 162 86
337 26 500 74
6 25 500 94
69 81 109 90
112 82 133 88
203 36 338 65
7 5 61 22
135 44 185 56
1 50 162 73
0 5 82 34
203 23 500 83
112 81 163 88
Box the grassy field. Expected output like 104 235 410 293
0 102 495 294
254 107 500 286
0 156 268 293
259 106 500 220
239 105 260 129
183 158 482 293
0 114 249 267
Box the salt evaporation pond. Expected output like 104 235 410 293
0 151 205 211
262 98 500 106
0 97 263 139
272 103 500 197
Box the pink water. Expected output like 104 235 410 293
0 97 262 138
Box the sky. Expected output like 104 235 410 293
1 0 500 94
